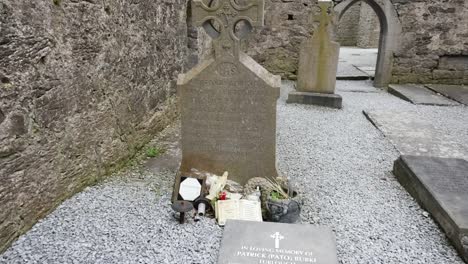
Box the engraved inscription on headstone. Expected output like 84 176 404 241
174 0 281 195
218 220 339 264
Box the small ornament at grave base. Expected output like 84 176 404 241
171 200 194 224
206 171 228 200
266 196 301 224
244 176 301 222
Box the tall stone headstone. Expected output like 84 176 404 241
287 0 342 109
173 0 281 201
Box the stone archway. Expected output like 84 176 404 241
334 0 401 88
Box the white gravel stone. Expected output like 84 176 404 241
1 80 465 263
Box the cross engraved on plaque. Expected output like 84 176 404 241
270 232 285 249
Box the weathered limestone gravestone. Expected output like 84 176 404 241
287 0 342 109
393 156 468 262
218 220 339 264
173 0 281 201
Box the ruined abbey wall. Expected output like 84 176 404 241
392 0 468 84
0 0 192 252
247 0 467 84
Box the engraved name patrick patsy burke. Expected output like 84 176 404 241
176 0 281 185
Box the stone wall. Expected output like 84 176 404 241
391 0 468 85
245 0 318 79
356 2 380 48
335 1 380 49
245 0 467 85
336 3 361 46
0 0 191 252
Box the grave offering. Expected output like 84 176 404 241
171 201 194 224
172 0 281 203
245 177 301 223
393 155 468 262
216 199 262 226
287 0 342 109
218 220 339 264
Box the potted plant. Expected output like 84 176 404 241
265 178 301 223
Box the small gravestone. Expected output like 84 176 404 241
393 155 468 262
173 0 281 201
218 220 338 264
287 0 342 109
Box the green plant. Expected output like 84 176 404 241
53 0 61 6
145 146 164 158
267 178 290 201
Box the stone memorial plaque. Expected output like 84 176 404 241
218 220 338 264
393 155 468 262
174 0 281 194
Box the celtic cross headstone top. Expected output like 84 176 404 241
173 0 281 201
192 0 264 59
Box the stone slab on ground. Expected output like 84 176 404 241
426 84 468 105
337 47 377 80
336 80 381 93
356 66 375 77
393 156 468 262
287 91 342 109
388 84 459 106
336 63 369 80
218 220 338 264
363 110 468 160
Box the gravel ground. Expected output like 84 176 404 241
1 80 466 263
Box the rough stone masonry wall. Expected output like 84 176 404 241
245 0 319 80
336 2 361 47
336 1 380 48
356 2 380 48
247 0 467 85
392 0 468 85
0 0 190 252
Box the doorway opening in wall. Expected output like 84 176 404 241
335 0 380 82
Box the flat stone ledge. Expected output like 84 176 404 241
388 84 459 106
393 155 468 263
426 84 468 105
287 91 342 109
